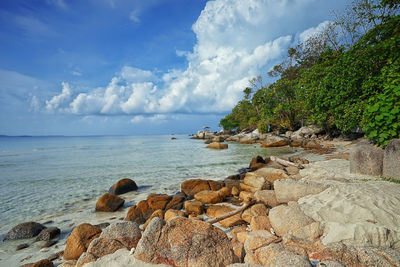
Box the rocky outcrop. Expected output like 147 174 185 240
383 139 400 179
350 142 384 176
134 217 237 267
254 167 289 184
108 178 138 195
4 222 46 240
181 179 224 198
206 142 228 149
63 223 102 260
261 135 289 148
274 179 329 204
254 190 279 207
95 193 125 212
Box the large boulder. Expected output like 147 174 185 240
165 193 185 210
86 237 125 259
269 202 314 237
261 135 290 148
350 143 384 176
254 190 279 207
206 205 246 228
383 139 400 179
243 173 271 192
125 200 153 224
206 142 228 149
95 193 125 212
194 190 224 204
99 221 141 249
254 168 289 184
108 178 138 195
134 217 237 267
63 223 102 260
147 194 171 210
181 179 224 198
184 200 204 215
291 125 323 140
4 222 46 240
274 179 329 204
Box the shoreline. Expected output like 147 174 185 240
2 132 400 267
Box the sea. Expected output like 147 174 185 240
0 135 299 264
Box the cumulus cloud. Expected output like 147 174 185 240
45 82 72 112
298 20 331 43
43 0 341 117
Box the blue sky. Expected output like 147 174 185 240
0 0 348 136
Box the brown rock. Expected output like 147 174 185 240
181 179 211 198
239 191 253 202
125 200 153 224
165 193 185 210
24 259 54 267
208 180 224 191
134 217 236 267
264 161 286 170
164 209 185 222
194 190 223 204
143 209 165 230
249 156 265 171
63 223 102 260
147 194 171 210
254 167 289 183
86 237 125 258
241 208 253 223
108 178 138 195
184 200 204 215
254 190 279 207
230 225 248 241
231 186 240 196
95 193 124 212
250 216 271 231
188 214 202 220
350 142 384 176
251 203 269 216
206 142 228 149
218 186 231 198
261 135 289 148
232 239 245 262
244 173 271 191
304 140 321 150
286 166 299 175
206 205 245 228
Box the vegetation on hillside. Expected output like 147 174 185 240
220 0 400 147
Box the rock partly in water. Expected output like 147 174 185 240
4 222 46 241
125 200 153 224
350 142 384 176
63 223 102 260
383 139 400 179
95 193 125 212
206 142 228 149
35 227 61 242
134 217 237 267
108 178 138 195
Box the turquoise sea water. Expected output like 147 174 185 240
0 135 298 237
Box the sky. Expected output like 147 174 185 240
0 0 348 136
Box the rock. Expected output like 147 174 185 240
188 214 202 220
87 237 125 258
63 223 102 260
125 200 153 224
292 222 322 242
250 216 271 231
237 231 249 244
164 209 185 221
4 222 46 240
206 205 246 228
244 173 271 191
383 139 400 179
269 202 314 237
239 191 253 202
218 186 231 198
231 186 240 196
274 179 329 204
17 243 29 250
241 208 253 223
134 217 237 267
194 190 224 204
244 230 279 253
286 166 299 175
350 142 384 176
231 240 245 262
99 221 141 249
42 240 57 248
249 156 266 171
227 264 263 267
261 135 289 148
165 193 185 210
57 260 77 267
76 252 96 267
147 194 171 210
291 125 323 140
316 261 345 267
206 142 228 149
143 209 165 229
181 179 224 198
184 200 204 215
250 203 269 216
212 136 225 142
264 161 285 170
95 193 125 212
304 140 321 150
22 259 54 267
231 225 248 241
254 168 289 184
35 227 60 242
108 178 138 195
94 222 110 230
254 190 279 207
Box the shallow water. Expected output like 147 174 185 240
0 135 299 264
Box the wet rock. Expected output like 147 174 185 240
206 142 228 149
194 190 223 204
134 217 237 267
16 243 29 250
254 168 289 184
274 179 329 204
184 200 204 215
269 202 314 237
99 221 141 249
108 178 138 195
35 227 60 242
63 223 102 260
350 142 384 176
94 222 110 230
383 139 400 179
4 222 46 240
254 190 278 207
95 193 124 212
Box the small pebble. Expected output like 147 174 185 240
16 243 29 251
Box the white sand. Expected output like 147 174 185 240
297 159 400 248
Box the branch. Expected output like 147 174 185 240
270 156 302 169
207 201 255 224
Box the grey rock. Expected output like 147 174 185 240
4 222 46 240
274 179 329 204
350 143 384 176
383 139 400 179
35 227 60 242
16 243 29 250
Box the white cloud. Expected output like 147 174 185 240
45 82 72 112
298 20 331 43
43 0 344 118
129 9 141 23
71 71 82 76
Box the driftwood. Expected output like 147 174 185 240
207 200 255 224
270 156 302 169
